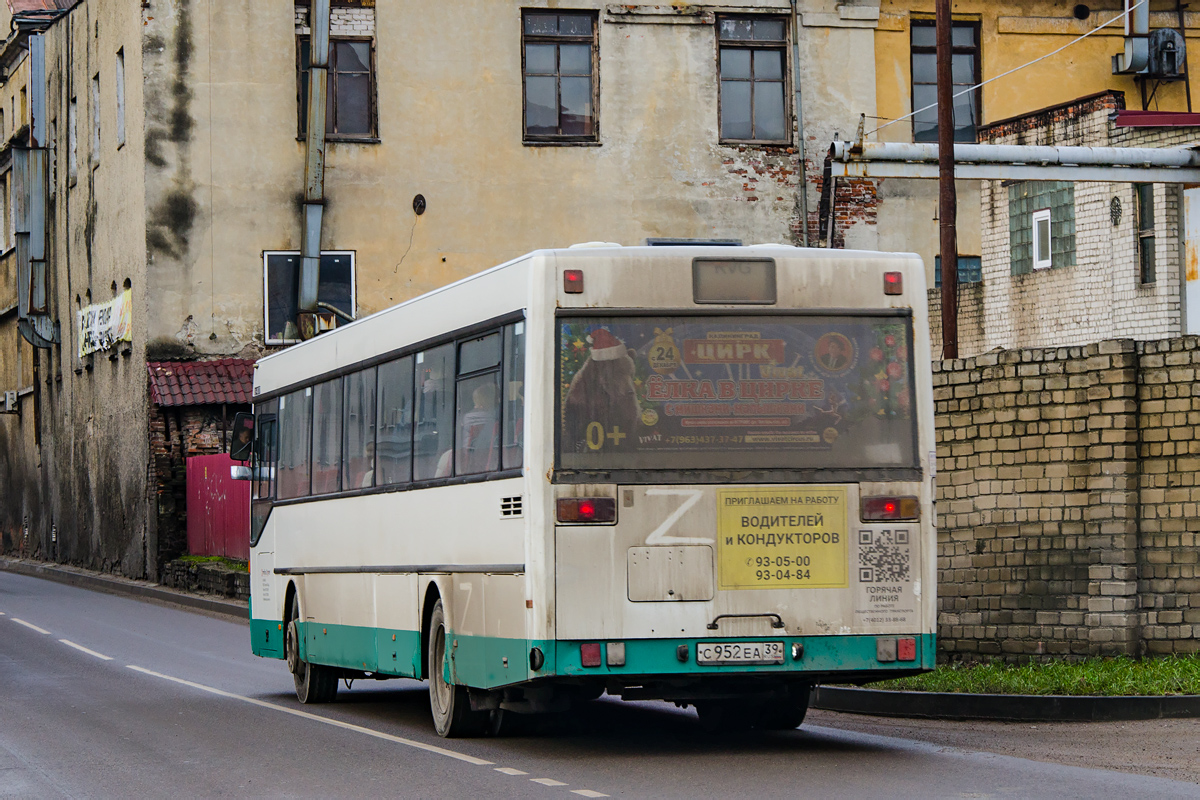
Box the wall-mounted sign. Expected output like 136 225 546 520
78 289 132 358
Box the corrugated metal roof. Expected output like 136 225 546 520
147 359 255 407
1113 110 1200 128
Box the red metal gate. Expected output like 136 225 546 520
186 453 250 561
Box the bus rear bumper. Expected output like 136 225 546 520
549 633 935 683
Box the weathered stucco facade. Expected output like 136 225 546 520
3 0 1200 585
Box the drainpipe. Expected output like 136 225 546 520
1113 0 1150 75
299 0 330 315
790 0 809 247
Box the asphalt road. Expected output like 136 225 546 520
1 571 1197 799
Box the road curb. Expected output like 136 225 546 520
0 557 248 621
811 685 1200 722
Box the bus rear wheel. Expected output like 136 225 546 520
427 599 486 738
287 599 338 704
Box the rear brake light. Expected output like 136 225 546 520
884 271 903 295
563 269 584 294
861 496 919 521
897 638 916 661
557 497 616 523
580 642 602 667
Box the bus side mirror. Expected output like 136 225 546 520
230 411 255 462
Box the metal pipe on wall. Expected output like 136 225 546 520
790 0 809 247
299 0 331 314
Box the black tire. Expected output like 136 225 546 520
287 597 338 704
756 686 811 730
427 600 486 738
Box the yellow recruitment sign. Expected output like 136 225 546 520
716 486 849 590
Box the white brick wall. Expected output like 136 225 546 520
964 101 1192 356
295 5 376 37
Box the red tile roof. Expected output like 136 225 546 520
147 359 255 407
8 0 76 11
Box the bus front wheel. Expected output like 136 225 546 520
427 599 486 738
287 599 338 704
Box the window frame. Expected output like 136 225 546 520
1136 183 1156 284
297 35 379 142
255 312 528 507
909 19 981 144
716 15 792 146
1031 208 1053 271
520 9 601 145
262 250 357 346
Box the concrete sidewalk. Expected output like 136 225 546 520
0 556 248 621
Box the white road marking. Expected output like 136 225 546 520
59 639 114 661
11 618 50 635
125 665 493 766
572 791 609 798
495 767 528 775
531 778 568 786
0 611 6 615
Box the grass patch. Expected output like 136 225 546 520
174 555 248 573
865 655 1200 696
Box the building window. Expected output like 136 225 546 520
115 49 126 147
1136 183 1156 284
298 38 376 139
910 20 980 143
1031 209 1052 270
1009 181 1075 275
263 251 356 344
522 11 598 143
933 255 982 287
717 17 789 143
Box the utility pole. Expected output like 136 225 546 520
936 0 958 359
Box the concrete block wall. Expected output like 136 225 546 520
934 336 1200 660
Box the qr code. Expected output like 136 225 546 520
858 529 910 583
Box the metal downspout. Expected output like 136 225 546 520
299 0 330 314
790 0 809 247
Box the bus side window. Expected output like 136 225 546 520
277 387 313 499
311 378 343 495
252 401 278 501
377 356 414 485
414 344 454 481
344 368 377 490
502 321 525 470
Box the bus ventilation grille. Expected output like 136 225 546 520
500 496 524 518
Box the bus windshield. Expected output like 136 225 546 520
558 314 917 472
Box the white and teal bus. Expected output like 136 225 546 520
233 244 936 737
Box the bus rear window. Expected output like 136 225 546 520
557 315 917 472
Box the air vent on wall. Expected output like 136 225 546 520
500 496 523 518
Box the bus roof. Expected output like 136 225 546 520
252 245 923 396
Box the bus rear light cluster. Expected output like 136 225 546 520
556 497 616 523
877 637 917 663
883 271 903 295
861 495 920 521
579 642 626 667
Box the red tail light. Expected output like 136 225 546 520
897 638 916 662
580 642 602 667
563 270 584 294
557 497 616 523
861 495 920 521
884 271 903 295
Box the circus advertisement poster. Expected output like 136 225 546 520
558 315 917 471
